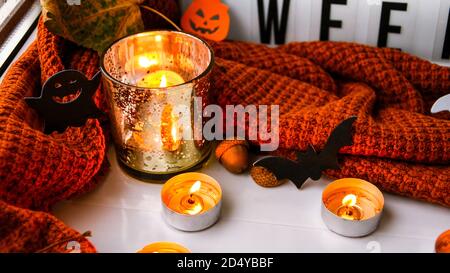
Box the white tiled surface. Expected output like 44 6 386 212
53 147 450 253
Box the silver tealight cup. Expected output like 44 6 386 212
321 178 384 237
161 172 222 232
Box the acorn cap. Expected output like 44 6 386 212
250 166 284 188
215 139 249 161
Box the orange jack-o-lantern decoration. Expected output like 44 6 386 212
181 0 230 41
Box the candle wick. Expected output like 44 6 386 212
188 194 195 204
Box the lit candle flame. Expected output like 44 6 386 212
342 194 357 207
139 70 184 88
190 181 202 195
184 181 203 215
159 74 167 88
337 194 362 220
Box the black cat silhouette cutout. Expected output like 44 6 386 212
25 70 103 134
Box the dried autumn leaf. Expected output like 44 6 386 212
41 0 145 52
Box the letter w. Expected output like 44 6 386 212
257 0 291 44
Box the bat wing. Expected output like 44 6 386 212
253 156 310 188
319 116 357 170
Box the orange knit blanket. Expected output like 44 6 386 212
0 0 180 253
0 38 102 252
211 40 450 207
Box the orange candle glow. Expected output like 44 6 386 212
138 69 185 88
161 104 182 152
323 179 383 221
137 242 190 253
162 174 220 216
165 179 217 215
321 178 384 237
336 194 363 220
161 173 223 231
138 70 186 152
180 181 204 215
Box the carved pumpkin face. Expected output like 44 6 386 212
181 0 230 41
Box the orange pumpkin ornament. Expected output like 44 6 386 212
181 0 230 41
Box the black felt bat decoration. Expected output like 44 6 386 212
251 116 357 189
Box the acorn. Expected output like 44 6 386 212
435 230 450 253
250 166 285 188
215 139 249 174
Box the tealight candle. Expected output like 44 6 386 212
161 172 222 231
138 70 185 88
321 178 384 237
137 242 190 253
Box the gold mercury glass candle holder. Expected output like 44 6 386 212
100 31 214 180
321 178 384 237
161 172 222 231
